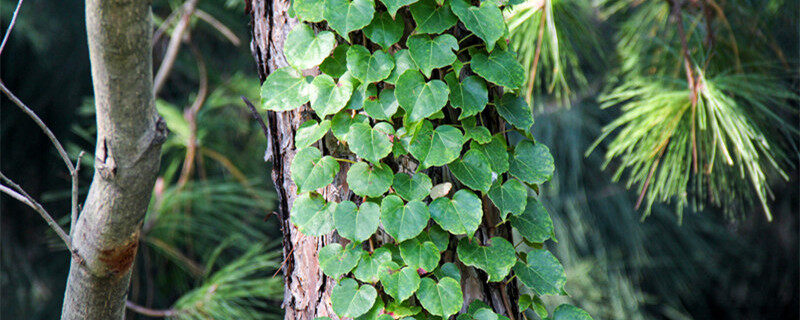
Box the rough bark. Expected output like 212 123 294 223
61 0 165 319
248 1 518 319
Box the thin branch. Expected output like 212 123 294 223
126 300 178 318
195 9 241 46
0 0 24 56
71 151 86 235
177 41 209 188
525 1 547 103
153 7 181 45
0 172 72 250
154 0 200 95
241 96 269 141
672 1 699 174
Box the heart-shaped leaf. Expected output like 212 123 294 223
445 73 488 119
321 44 350 78
385 299 422 318
456 237 516 281
284 24 336 70
410 0 458 34
473 308 500 320
379 0 419 18
364 12 404 49
509 197 553 243
512 248 566 296
331 278 377 318
430 182 452 199
470 48 525 90
380 195 430 242
260 67 310 111
347 45 395 84
402 121 464 168
290 193 335 236
433 262 461 282
347 162 394 197
290 147 339 194
353 247 392 283
416 278 463 318
295 119 331 149
347 122 393 164
496 93 534 131
448 149 492 192
386 49 418 84
293 0 325 22
335 201 381 242
552 304 593 320
319 243 362 278
488 178 527 220
392 172 432 201
469 136 508 174
379 264 421 301
449 0 505 51
364 87 399 121
429 189 482 237
310 74 354 118
332 111 369 141
356 297 386 320
509 140 554 184
420 224 450 252
395 70 449 123
324 0 375 39
407 34 458 78
399 238 440 272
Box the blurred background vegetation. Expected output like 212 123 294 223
1 0 797 319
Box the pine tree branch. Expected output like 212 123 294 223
0 172 73 251
0 0 23 56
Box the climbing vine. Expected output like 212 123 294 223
260 0 592 318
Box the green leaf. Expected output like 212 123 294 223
335 201 381 242
433 262 461 282
509 197 553 243
448 149 492 192
429 189 482 237
470 48 525 90
346 80 367 110
552 304 593 320
364 88 399 121
364 12 404 49
284 24 336 70
290 193 335 236
509 141 554 184
449 0 504 51
354 247 392 283
295 119 331 149
399 238 440 272
332 111 369 141
293 0 325 22
496 93 534 131
331 278 377 318
392 172 432 201
463 121 492 144
419 223 450 252
488 178 527 220
378 0 419 18
380 195 430 242
347 45 395 84
319 243 362 278
386 49 418 84
260 67 310 111
410 0 458 34
346 162 394 198
469 135 508 174
402 121 464 168
321 44 350 78
416 278 463 318
512 248 566 296
356 297 386 320
407 34 458 78
395 70 449 123
445 73 488 119
385 299 423 318
290 147 339 194
473 309 498 320
379 265 421 301
324 0 375 39
456 237 515 281
310 74 354 118
347 122 393 164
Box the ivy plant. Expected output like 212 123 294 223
261 0 592 318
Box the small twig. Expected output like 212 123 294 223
672 1 699 175
177 42 209 188
499 282 517 320
272 246 295 278
125 300 178 318
241 96 270 141
153 8 181 44
0 0 24 56
71 151 86 235
154 0 200 95
525 0 547 103
1 172 72 251
195 9 241 46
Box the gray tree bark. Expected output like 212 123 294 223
248 1 519 320
60 0 166 319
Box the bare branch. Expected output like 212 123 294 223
177 41 209 188
153 0 200 95
125 300 178 318
71 151 86 236
0 0 24 56
0 172 72 251
196 9 241 46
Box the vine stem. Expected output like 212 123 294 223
334 157 357 164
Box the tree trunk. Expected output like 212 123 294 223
248 1 519 319
61 0 165 319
